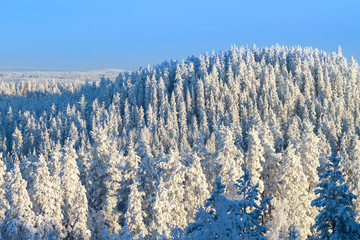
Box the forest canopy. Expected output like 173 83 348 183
0 45 359 239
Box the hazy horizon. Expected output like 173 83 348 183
0 44 358 73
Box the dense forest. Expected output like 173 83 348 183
0 45 360 239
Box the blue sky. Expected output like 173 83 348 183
0 0 359 71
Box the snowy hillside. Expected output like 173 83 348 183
0 45 360 239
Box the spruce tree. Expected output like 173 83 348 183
311 154 360 239
61 126 91 239
286 225 299 240
0 153 8 224
1 164 37 239
186 169 271 239
30 154 64 239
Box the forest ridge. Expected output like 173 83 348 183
0 45 359 239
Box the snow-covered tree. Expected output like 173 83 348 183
211 126 244 199
151 149 187 237
186 170 272 240
61 125 91 239
297 121 320 193
246 126 266 194
124 181 148 238
235 169 272 239
1 164 37 239
312 154 360 239
270 144 314 239
286 225 299 240
30 154 64 239
186 178 233 239
340 135 360 220
183 152 210 223
0 153 8 224
88 124 124 237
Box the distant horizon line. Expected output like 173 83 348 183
0 67 127 72
1 44 359 73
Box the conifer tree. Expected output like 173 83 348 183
186 170 271 240
297 121 320 193
246 126 265 194
183 153 210 223
0 153 8 224
1 164 37 239
151 149 187 237
212 126 244 199
186 178 232 239
61 125 91 239
286 225 299 240
101 146 124 235
272 144 314 239
31 154 64 239
124 181 148 238
88 124 124 238
312 154 360 239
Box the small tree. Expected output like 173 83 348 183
286 225 299 240
311 154 360 239
186 178 232 239
186 169 272 239
235 169 272 239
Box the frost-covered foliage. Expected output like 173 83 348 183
186 178 233 239
235 170 272 239
0 45 359 238
286 225 299 240
1 165 37 239
186 170 271 239
311 154 360 239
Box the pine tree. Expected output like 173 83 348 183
124 181 148 238
211 125 244 199
286 225 299 240
0 153 8 224
297 121 320 193
183 153 210 223
30 154 64 239
101 146 124 235
61 126 91 240
151 149 187 237
312 154 360 239
122 143 148 238
186 178 232 239
272 144 314 239
1 164 37 239
340 135 360 221
246 126 265 194
235 169 272 239
186 170 272 239
88 124 124 238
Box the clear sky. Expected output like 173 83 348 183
0 0 359 71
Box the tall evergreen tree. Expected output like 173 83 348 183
61 125 91 239
312 154 360 239
186 170 271 240
246 126 265 194
151 149 187 237
1 164 37 239
30 154 64 239
271 144 314 239
183 153 210 223
0 153 8 224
